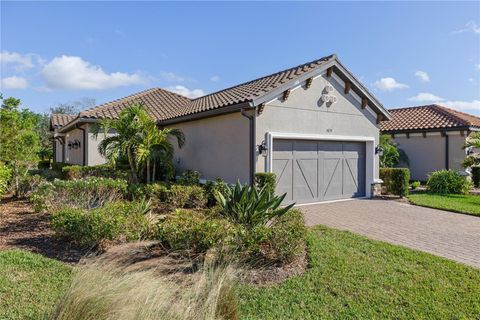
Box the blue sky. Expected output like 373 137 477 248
1 1 479 115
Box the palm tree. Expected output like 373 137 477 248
463 131 480 168
135 112 184 183
93 104 145 183
93 104 185 183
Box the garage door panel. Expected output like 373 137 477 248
293 159 318 201
273 139 366 204
323 158 343 200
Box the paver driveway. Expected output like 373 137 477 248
300 199 480 268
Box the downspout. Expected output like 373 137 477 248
241 106 256 185
52 138 56 163
76 124 87 166
445 133 449 170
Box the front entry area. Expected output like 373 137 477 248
272 139 366 204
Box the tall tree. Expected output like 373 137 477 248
0 96 41 195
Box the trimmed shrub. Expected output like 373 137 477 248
17 174 46 198
164 185 207 209
30 177 128 212
380 168 410 197
157 209 234 252
204 178 229 207
127 182 168 201
0 164 12 199
177 169 201 186
411 181 421 190
37 160 51 170
235 209 306 264
427 170 471 194
62 164 129 180
471 166 480 188
51 200 154 246
51 162 70 172
254 172 276 195
28 168 62 181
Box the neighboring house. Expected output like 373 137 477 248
51 54 391 204
380 105 480 181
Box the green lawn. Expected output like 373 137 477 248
239 226 480 319
2 229 480 319
408 192 480 217
0 250 72 320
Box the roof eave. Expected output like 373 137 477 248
381 126 478 134
58 117 100 133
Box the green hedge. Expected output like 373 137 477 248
51 162 70 172
30 177 128 212
254 172 276 195
156 209 234 252
62 164 129 180
426 170 471 194
380 168 410 197
51 201 153 246
471 167 480 188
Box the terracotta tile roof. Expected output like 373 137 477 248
50 113 76 129
168 54 336 120
78 87 191 121
381 104 480 132
55 55 336 128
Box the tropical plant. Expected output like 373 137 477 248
215 181 294 228
462 131 480 168
379 134 409 168
0 163 12 199
93 104 184 183
0 96 41 196
135 110 184 183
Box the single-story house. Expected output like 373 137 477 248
51 54 391 204
380 104 480 181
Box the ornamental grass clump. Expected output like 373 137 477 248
49 258 239 320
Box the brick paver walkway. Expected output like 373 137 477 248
300 199 480 268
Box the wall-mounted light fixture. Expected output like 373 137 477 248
258 141 268 157
72 139 81 149
375 145 384 156
67 141 73 150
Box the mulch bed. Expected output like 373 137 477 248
0 196 90 264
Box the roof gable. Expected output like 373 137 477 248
381 104 480 132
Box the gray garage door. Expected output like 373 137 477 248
273 139 366 204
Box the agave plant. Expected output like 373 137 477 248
214 181 295 228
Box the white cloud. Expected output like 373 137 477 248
210 75 220 82
476 63 480 70
1 76 28 89
408 92 444 102
440 100 480 112
167 85 204 98
374 77 409 91
161 72 184 83
41 55 147 90
0 51 36 71
452 21 480 35
415 70 430 82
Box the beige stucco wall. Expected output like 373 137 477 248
255 72 381 180
64 124 87 165
391 131 468 181
87 124 111 166
167 112 250 184
54 139 63 162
